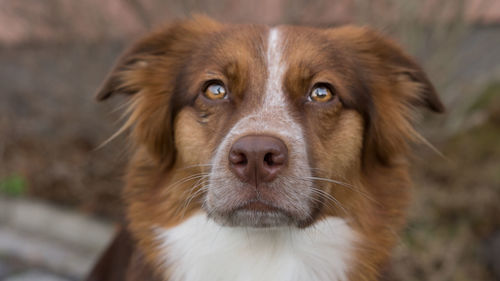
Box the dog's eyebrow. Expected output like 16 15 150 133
205 71 220 76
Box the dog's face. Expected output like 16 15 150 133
97 16 443 279
175 26 370 228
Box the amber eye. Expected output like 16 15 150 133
309 85 334 102
204 82 227 100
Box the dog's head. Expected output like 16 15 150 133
98 16 443 277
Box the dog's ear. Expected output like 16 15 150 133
333 27 445 164
96 15 220 101
96 16 221 166
364 29 445 114
95 27 176 101
337 26 445 114
364 28 445 164
95 33 166 101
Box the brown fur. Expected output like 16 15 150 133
88 16 443 281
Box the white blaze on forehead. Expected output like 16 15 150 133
219 27 299 140
212 27 302 148
264 28 287 108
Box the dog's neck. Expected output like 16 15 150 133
153 213 356 281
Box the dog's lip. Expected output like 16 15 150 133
238 200 279 212
233 199 293 216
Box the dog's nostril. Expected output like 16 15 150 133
230 152 247 166
264 153 274 166
229 151 248 166
238 155 247 165
267 151 286 166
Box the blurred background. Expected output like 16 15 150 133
0 0 499 280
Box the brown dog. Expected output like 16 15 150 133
87 16 444 281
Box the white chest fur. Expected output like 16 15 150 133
155 213 356 281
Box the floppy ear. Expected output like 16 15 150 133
95 32 169 101
96 16 221 166
367 28 445 164
366 30 445 113
96 15 221 101
337 27 445 165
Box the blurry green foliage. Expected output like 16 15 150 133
0 174 27 197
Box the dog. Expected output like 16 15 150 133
86 16 444 281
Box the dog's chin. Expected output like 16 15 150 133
209 210 295 228
225 209 294 228
208 203 298 228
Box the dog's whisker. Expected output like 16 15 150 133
167 173 210 192
308 188 349 217
184 179 208 211
175 179 209 218
303 176 378 204
180 183 208 219
176 164 214 172
304 176 352 187
178 177 208 201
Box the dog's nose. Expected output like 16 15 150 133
229 135 288 186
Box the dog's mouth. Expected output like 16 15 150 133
208 199 296 228
238 200 280 212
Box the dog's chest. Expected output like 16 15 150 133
155 214 356 281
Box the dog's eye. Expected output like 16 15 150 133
204 82 227 100
309 85 334 103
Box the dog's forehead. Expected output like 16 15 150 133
208 24 336 68
194 25 339 104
